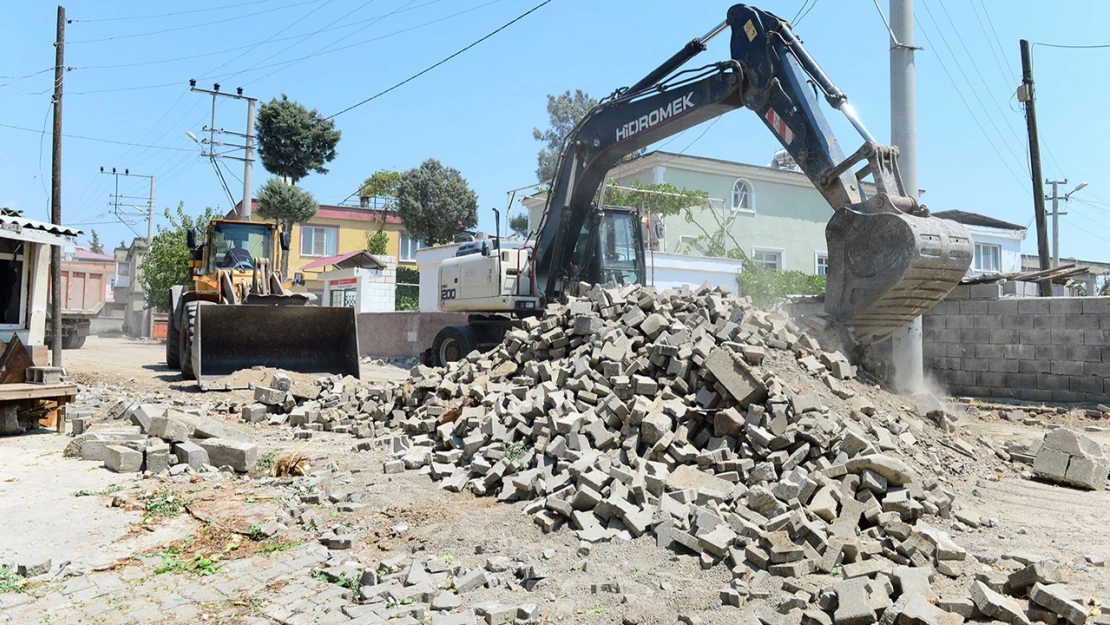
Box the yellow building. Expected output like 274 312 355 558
231 198 424 298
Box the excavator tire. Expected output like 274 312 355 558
824 208 972 343
432 325 478 367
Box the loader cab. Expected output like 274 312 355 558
206 221 274 273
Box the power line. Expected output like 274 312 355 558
971 0 1018 85
920 0 1028 174
65 0 327 43
71 0 447 70
913 15 1030 191
329 0 554 119
791 0 815 25
71 0 298 22
1034 42 1110 50
240 0 436 86
202 0 340 76
794 0 819 25
0 122 194 151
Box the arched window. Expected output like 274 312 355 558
731 178 755 212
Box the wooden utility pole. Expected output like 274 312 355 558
50 5 65 365
1019 39 1052 297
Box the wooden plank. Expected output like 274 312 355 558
0 382 78 401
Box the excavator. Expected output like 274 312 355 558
428 3 973 367
166 218 360 382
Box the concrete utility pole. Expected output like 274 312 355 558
189 81 257 218
1019 40 1052 297
99 167 154 239
889 0 924 394
50 5 64 368
1045 179 1087 269
1047 179 1065 269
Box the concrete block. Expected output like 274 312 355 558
241 403 268 423
1064 455 1108 491
254 386 285 405
270 373 292 392
193 416 253 443
1029 583 1087 625
104 445 143 473
1049 298 1084 314
148 415 194 442
17 559 50 578
145 440 171 474
969 580 1031 625
172 441 209 469
1032 448 1070 482
1065 315 1101 330
705 348 767 408
835 578 877 625
196 438 257 473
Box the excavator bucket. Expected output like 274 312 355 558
824 209 972 343
191 305 360 382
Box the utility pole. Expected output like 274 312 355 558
889 0 925 394
188 81 257 218
1046 179 1065 269
99 167 154 239
1019 39 1052 297
50 5 64 368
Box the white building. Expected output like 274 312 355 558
931 210 1026 276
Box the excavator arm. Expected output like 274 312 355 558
531 3 971 342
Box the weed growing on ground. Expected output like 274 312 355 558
260 540 301 554
0 565 26 593
143 489 188 523
255 450 278 473
153 545 220 577
72 485 122 497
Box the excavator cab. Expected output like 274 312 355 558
567 207 646 289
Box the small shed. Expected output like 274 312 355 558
0 209 82 434
309 251 397 312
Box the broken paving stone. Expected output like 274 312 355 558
1029 583 1087 625
835 577 878 625
1034 428 1109 491
969 581 1031 625
195 438 257 473
17 558 50 578
1008 561 1062 593
844 454 917 486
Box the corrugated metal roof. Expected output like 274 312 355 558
0 210 82 237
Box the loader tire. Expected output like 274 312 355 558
431 325 478 367
180 301 202 380
166 298 182 370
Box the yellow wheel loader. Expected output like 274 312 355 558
165 219 360 382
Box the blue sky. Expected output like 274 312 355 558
2 0 1109 261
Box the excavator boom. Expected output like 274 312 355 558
529 4 971 342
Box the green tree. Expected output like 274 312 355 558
139 203 219 312
256 95 341 185
533 90 645 183
359 169 402 256
359 169 402 204
509 213 530 237
255 178 320 276
396 159 478 246
88 229 104 254
533 90 598 183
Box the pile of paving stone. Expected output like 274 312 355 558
64 398 260 474
239 283 1101 625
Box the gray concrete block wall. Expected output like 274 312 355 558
924 289 1110 403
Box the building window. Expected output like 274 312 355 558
753 248 782 271
300 225 338 257
815 253 828 276
400 232 426 261
731 178 755 212
973 243 1001 272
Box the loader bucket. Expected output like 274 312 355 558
824 208 972 343
192 305 360 382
